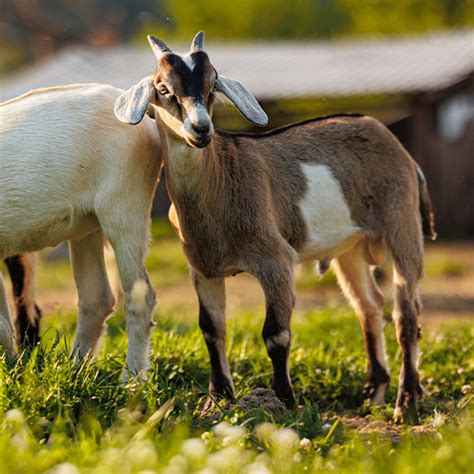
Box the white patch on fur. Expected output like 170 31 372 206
265 330 290 351
182 53 195 71
298 164 360 260
131 279 148 311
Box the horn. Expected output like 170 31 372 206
190 31 205 52
147 35 172 60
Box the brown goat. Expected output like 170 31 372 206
115 32 436 424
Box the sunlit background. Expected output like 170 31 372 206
1 5 473 471
1 1 473 327
1 0 474 235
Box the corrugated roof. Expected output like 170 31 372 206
1 30 473 101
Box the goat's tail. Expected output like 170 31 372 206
416 164 437 240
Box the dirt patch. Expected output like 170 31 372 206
336 415 439 443
201 388 287 423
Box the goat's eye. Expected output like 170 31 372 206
157 83 169 95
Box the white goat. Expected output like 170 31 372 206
115 32 436 423
0 84 161 378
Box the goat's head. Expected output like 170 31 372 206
114 32 268 149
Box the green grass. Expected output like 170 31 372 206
424 258 469 278
1 307 472 473
2 221 473 472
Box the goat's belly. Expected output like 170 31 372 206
0 213 100 257
298 232 361 262
297 163 361 262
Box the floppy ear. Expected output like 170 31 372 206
215 75 268 127
114 77 154 125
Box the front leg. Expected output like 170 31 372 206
255 259 297 409
192 270 234 399
104 229 157 380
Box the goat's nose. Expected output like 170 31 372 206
192 122 210 135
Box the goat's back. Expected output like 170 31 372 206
0 83 160 257
213 115 419 254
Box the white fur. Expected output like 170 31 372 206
182 53 195 71
0 84 161 376
265 330 290 351
298 164 361 261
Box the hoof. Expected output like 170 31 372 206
209 379 236 401
363 382 388 406
273 383 296 409
121 369 148 385
394 388 421 425
393 403 419 425
363 364 390 405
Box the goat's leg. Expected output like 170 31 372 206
104 229 156 380
192 270 234 399
69 230 115 358
0 271 15 357
254 257 296 408
388 214 424 424
392 273 423 424
5 254 42 350
332 244 390 405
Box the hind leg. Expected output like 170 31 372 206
388 215 424 424
5 254 42 350
0 271 15 357
392 271 423 423
69 231 116 358
333 244 390 405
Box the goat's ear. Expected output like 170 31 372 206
114 77 154 125
215 75 268 127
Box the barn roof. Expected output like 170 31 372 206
1 30 473 101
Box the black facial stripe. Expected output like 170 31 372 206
164 52 213 101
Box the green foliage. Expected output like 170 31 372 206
1 307 472 473
136 0 474 42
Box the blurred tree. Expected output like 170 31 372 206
0 0 168 73
339 0 474 35
137 0 474 41
137 0 351 40
1 0 473 75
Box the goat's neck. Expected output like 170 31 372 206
159 130 220 202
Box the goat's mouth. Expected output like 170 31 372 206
184 134 212 149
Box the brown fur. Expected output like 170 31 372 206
165 116 421 274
